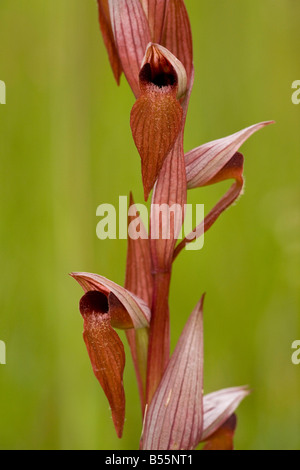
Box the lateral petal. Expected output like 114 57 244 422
97 0 122 84
142 296 204 450
140 0 168 43
161 0 193 83
201 386 250 442
186 122 274 189
109 0 151 97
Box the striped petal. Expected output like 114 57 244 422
109 0 151 97
186 122 274 189
140 0 168 43
161 0 193 83
96 0 122 84
142 296 204 450
71 272 150 329
174 122 274 257
201 386 250 442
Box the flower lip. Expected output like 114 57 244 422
139 43 187 99
79 291 109 318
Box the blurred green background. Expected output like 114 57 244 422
0 0 299 450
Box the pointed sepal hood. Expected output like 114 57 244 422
142 296 204 450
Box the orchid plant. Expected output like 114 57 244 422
71 0 272 450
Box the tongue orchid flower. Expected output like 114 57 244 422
71 0 274 449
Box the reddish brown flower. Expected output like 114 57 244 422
130 44 186 200
71 272 150 437
72 0 274 450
